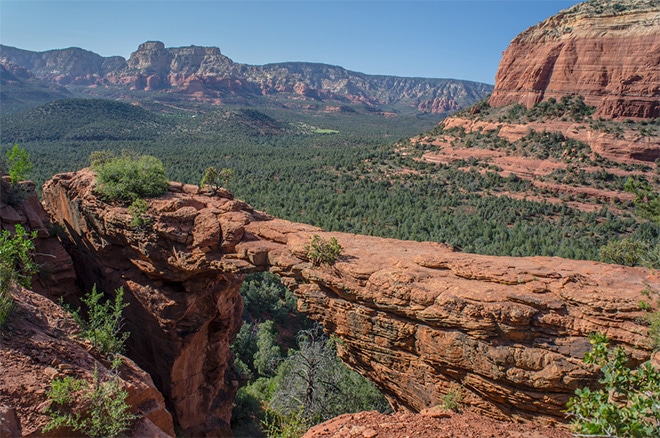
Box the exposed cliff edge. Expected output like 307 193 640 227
489 0 660 119
0 177 175 437
41 169 658 433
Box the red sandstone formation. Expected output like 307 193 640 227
489 0 660 119
0 42 492 114
0 285 174 436
418 97 460 114
441 116 660 163
42 169 658 433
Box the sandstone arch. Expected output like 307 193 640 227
42 169 658 435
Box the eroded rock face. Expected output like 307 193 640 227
42 169 657 431
489 0 660 119
41 172 247 437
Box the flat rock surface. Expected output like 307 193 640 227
303 410 573 438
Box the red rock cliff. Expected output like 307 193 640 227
489 0 660 119
42 169 658 432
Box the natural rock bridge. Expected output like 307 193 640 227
42 169 658 436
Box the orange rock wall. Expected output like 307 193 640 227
41 172 245 437
490 7 660 119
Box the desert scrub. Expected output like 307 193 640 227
128 198 152 229
566 333 660 437
305 234 343 266
441 382 463 412
0 224 37 328
69 285 130 356
599 238 649 267
44 364 137 438
90 150 168 202
200 166 234 192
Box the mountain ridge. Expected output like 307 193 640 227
0 42 492 115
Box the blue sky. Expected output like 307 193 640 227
1 1 582 84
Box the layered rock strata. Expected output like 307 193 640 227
490 0 660 119
42 169 658 431
441 116 660 163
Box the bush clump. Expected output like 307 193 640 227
5 144 33 185
200 166 234 192
90 150 168 202
599 238 651 267
44 364 136 438
305 234 343 266
567 333 660 437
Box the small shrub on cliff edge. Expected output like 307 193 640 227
305 234 343 266
128 198 152 229
5 144 33 185
566 333 660 437
0 224 38 329
599 238 649 267
200 166 234 192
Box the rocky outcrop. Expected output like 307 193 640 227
42 169 657 432
418 97 460 114
0 285 175 436
0 43 492 115
489 0 660 119
41 172 249 436
441 116 660 163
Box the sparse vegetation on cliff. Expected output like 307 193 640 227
200 166 234 192
44 287 136 436
0 224 37 328
68 285 130 356
5 144 33 185
128 198 152 229
567 333 660 437
44 363 137 438
305 235 344 266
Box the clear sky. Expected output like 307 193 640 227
1 0 582 85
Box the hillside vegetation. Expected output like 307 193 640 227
2 97 658 263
